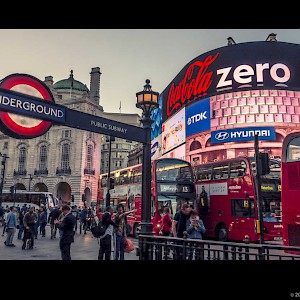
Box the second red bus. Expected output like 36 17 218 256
193 156 282 243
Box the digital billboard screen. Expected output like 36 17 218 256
160 41 300 122
162 108 185 154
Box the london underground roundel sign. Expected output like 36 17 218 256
0 73 55 139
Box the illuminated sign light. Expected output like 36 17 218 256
162 108 185 154
166 54 219 118
261 185 275 191
211 126 276 144
186 98 210 137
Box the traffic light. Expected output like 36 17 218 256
10 185 15 197
259 152 270 175
71 194 75 202
109 177 114 190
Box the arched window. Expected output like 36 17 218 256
190 140 202 151
18 147 27 173
61 143 70 170
87 144 93 169
39 145 48 170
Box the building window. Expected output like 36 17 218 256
39 145 48 170
87 145 93 169
61 143 70 169
18 147 27 173
62 130 71 138
58 95 62 99
88 132 93 139
3 142 8 149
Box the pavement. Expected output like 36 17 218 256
0 225 139 260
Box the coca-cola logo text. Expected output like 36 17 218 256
166 53 219 117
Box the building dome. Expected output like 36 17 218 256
53 70 89 92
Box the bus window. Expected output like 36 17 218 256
212 163 229 180
231 198 255 218
229 160 246 178
196 166 212 181
287 136 300 162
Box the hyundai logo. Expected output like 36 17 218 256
215 132 229 141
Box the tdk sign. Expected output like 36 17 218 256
211 126 276 144
186 98 210 137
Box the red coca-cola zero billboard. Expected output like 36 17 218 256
161 41 300 122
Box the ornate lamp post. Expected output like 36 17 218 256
136 79 159 235
105 135 115 207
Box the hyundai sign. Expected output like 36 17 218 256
211 126 276 144
186 98 210 137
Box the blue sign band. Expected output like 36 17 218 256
211 126 276 144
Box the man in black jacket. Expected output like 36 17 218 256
55 205 76 260
98 205 118 260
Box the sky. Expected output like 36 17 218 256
1 29 300 115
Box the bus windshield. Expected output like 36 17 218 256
156 158 193 182
156 158 195 217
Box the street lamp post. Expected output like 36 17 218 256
28 174 33 191
0 152 9 208
105 135 115 208
136 79 159 236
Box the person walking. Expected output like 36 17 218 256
4 206 18 247
1 208 9 236
171 203 192 260
48 205 61 239
114 204 135 260
17 210 25 240
98 206 118 260
40 207 47 237
160 206 172 236
54 205 76 260
34 208 41 239
22 206 37 250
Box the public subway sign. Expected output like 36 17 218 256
0 73 146 143
211 126 276 145
161 41 300 122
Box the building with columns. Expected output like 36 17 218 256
0 67 103 208
100 112 141 174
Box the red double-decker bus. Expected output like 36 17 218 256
281 132 300 254
193 156 282 243
96 157 196 238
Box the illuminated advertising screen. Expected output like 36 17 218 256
186 98 210 137
160 41 300 122
211 126 276 144
151 134 162 160
161 144 186 160
162 108 185 154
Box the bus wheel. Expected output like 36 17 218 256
217 225 228 242
133 223 141 239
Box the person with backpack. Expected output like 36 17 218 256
98 206 118 260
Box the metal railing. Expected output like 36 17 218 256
56 167 71 175
138 235 300 260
